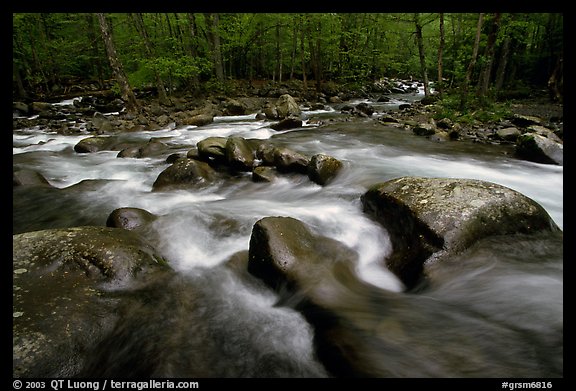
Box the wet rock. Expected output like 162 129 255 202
13 226 170 377
246 216 562 378
106 207 158 230
225 137 255 171
117 146 142 158
197 137 228 163
247 216 358 292
273 147 310 174
270 117 303 131
252 166 277 183
412 123 436 136
361 176 560 287
13 169 52 187
307 154 343 186
183 113 214 127
74 136 116 153
515 133 563 165
152 158 217 191
275 94 301 119
139 138 168 157
495 126 521 142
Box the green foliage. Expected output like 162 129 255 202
12 12 563 100
432 90 512 124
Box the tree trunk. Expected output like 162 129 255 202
204 13 225 83
494 35 511 92
300 17 307 92
96 13 140 116
413 13 430 96
86 14 105 90
547 53 563 102
437 13 445 96
275 23 282 83
460 13 484 111
478 13 501 96
465 13 484 87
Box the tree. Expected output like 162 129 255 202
96 13 140 115
204 13 224 83
437 13 445 96
460 13 484 110
130 13 171 105
477 13 501 97
413 13 430 96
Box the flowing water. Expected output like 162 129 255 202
12 92 563 377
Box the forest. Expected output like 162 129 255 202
12 13 563 105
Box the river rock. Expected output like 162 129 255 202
495 126 521 142
246 216 562 378
307 154 343 186
361 176 560 287
225 136 255 171
252 166 277 182
183 113 214 127
140 138 168 157
273 147 310 174
152 158 217 191
13 169 52 187
270 117 303 131
515 133 563 165
275 94 301 119
74 136 116 153
106 207 158 230
197 136 228 163
412 122 436 136
13 226 170 377
247 216 358 292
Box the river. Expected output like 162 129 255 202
12 91 563 377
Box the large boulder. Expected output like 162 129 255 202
248 216 358 291
13 226 170 377
361 176 560 287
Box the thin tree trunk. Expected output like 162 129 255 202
414 13 430 96
478 13 501 97
96 13 140 115
299 17 307 92
86 14 105 90
204 13 225 83
460 13 484 111
289 22 297 80
494 35 511 92
275 23 281 83
437 13 445 96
